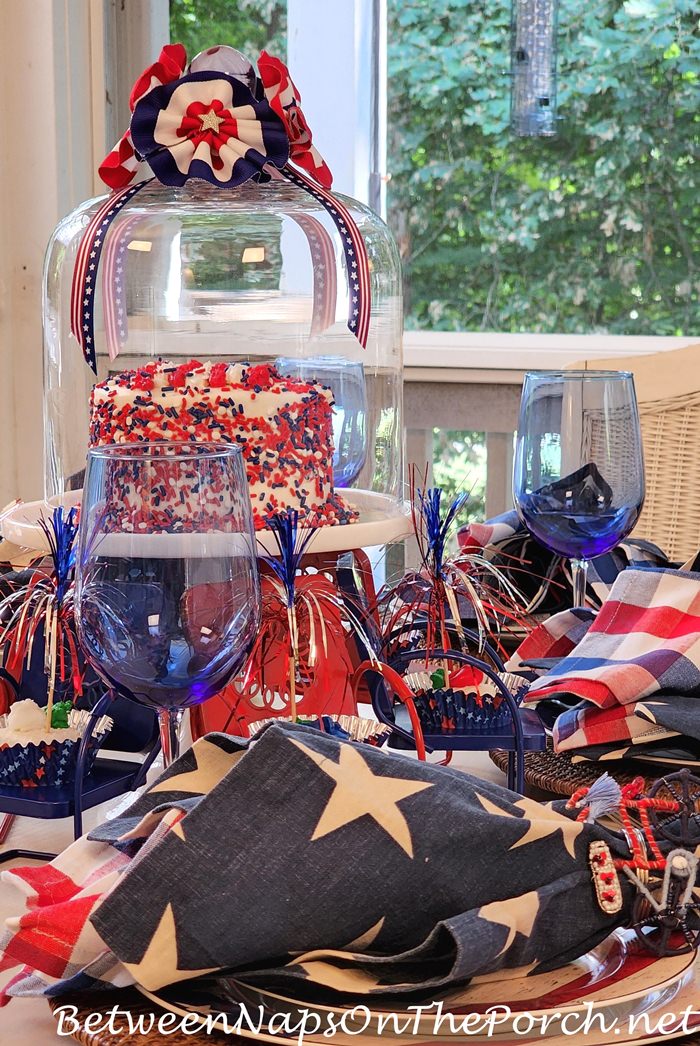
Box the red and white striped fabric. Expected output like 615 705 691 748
526 567 700 711
1 806 188 1002
98 43 187 190
258 50 332 189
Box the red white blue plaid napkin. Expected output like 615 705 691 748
551 700 680 753
527 567 700 710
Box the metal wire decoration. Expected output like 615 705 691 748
510 0 560 136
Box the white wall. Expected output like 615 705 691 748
0 0 167 506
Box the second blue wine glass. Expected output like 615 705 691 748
513 370 645 607
275 355 367 487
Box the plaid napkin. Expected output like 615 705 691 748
458 511 668 613
552 700 681 753
527 567 700 711
507 607 597 674
1 723 636 1002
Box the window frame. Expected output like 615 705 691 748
403 331 698 378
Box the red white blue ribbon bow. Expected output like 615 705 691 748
71 45 371 370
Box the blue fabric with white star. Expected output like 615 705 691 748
79 722 636 997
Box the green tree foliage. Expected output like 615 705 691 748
170 0 286 62
387 0 699 335
432 429 486 521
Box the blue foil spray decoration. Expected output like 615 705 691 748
38 507 79 607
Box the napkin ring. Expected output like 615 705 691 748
582 770 700 956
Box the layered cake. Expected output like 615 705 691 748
88 359 357 530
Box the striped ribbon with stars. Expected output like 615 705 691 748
71 167 370 372
280 164 371 348
70 180 152 372
291 211 338 336
102 213 144 361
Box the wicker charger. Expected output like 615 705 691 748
490 744 661 797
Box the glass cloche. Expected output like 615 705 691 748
6 45 408 553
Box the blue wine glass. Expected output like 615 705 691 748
513 370 645 607
275 355 367 487
75 442 260 765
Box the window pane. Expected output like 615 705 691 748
387 0 699 336
169 1 287 59
433 430 486 524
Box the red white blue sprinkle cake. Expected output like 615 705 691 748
89 359 357 530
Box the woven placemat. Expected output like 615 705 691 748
490 745 658 797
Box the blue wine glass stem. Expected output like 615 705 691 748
159 707 185 768
571 557 589 609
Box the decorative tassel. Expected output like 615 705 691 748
567 773 622 823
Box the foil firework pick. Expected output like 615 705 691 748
237 511 376 724
0 508 83 727
379 474 527 666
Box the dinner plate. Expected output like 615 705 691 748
138 932 698 1045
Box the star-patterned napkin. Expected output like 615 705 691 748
570 736 700 765
552 700 681 753
2 723 638 1003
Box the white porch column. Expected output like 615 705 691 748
287 0 386 210
0 1 96 503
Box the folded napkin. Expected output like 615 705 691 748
552 693 700 754
2 722 637 1002
507 607 597 674
570 736 700 765
527 567 700 711
552 700 681 753
636 695 700 739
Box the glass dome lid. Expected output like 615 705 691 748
4 43 408 553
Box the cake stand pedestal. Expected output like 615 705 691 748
0 490 412 556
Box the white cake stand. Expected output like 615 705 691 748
0 489 412 556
